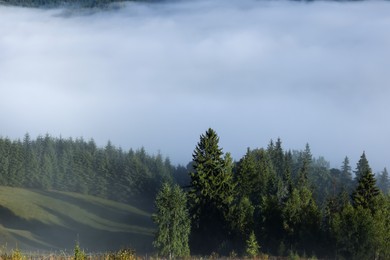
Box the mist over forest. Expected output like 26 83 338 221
1 0 390 258
1 0 390 171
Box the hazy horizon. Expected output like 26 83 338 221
1 0 389 172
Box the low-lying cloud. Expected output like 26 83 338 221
1 0 389 170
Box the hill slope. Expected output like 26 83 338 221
0 187 154 253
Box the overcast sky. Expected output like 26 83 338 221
1 0 389 171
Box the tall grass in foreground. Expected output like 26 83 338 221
0 250 322 260
0 244 319 260
0 245 137 260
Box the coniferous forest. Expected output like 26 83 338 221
0 134 177 203
153 128 390 259
0 130 389 259
2 0 390 258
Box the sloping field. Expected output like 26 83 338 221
0 187 154 253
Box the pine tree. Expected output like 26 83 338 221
189 128 235 217
341 157 352 181
352 153 380 212
236 148 257 197
303 143 312 163
341 156 353 192
188 128 235 254
354 152 370 181
282 185 320 253
153 183 191 259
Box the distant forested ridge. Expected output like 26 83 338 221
0 134 187 203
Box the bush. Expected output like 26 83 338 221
246 231 260 258
74 242 86 260
288 250 300 260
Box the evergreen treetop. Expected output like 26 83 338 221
352 153 380 212
354 151 371 181
189 128 234 210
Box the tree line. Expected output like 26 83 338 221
0 130 389 258
0 133 178 203
153 128 390 259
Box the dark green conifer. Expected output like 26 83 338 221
188 128 235 254
354 152 370 181
352 153 380 212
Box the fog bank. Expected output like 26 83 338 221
1 0 390 170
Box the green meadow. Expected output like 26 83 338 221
0 186 154 253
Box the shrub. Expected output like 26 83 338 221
11 249 25 260
74 241 86 260
246 231 260 258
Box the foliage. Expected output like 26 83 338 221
0 134 177 203
104 248 137 260
288 251 300 260
74 241 86 260
377 167 390 195
230 196 254 236
245 231 260 258
0 129 389 259
354 151 371 182
188 128 235 255
352 153 380 212
282 186 320 253
152 182 190 258
11 249 25 260
0 248 26 260
340 156 353 192
189 128 235 212
332 205 375 259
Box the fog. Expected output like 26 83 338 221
1 0 389 171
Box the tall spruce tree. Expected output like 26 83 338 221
352 153 380 212
189 128 235 214
354 152 370 182
188 128 235 254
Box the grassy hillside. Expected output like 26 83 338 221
0 186 155 253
